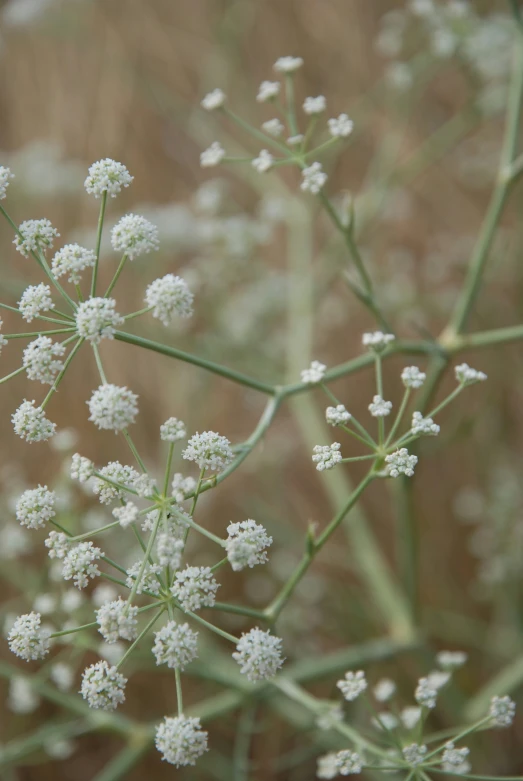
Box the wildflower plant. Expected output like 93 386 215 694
1 20 523 779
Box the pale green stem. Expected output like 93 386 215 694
175 668 183 715
163 442 175 496
186 516 226 547
37 250 78 311
209 602 267 621
427 384 465 418
5 328 75 339
41 337 84 409
105 254 128 298
123 306 154 321
51 620 98 637
74 283 84 303
122 428 150 476
126 509 164 610
321 383 376 448
341 455 376 463
375 354 385 445
223 108 291 155
182 609 239 644
385 388 411 447
116 609 164 670
91 190 108 297
70 522 120 542
92 343 108 383
210 556 228 573
0 366 25 385
284 75 299 136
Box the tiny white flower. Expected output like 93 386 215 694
226 519 272 571
401 366 426 389
112 502 139 529
301 360 326 384
50 662 75 692
335 750 363 775
427 670 451 690
171 473 197 504
62 541 102 589
51 244 96 284
71 453 95 483
362 331 395 352
201 88 225 111
262 118 284 137
84 159 133 198
133 473 156 498
436 650 468 670
160 417 187 442
145 274 194 324
22 336 65 384
45 531 70 560
96 598 138 643
256 81 281 102
303 95 326 115
126 561 163 596
18 284 54 322
93 462 139 504
81 661 127 710
328 114 354 138
442 742 470 771
385 448 417 478
76 297 124 344
200 141 225 168
152 621 198 670
8 612 51 661
12 400 56 443
9 676 39 713
183 431 233 472
373 678 396 702
171 566 219 612
157 534 184 569
337 670 367 701
252 149 274 173
455 363 487 385
325 405 351 426
0 165 14 199
415 676 438 709
273 56 304 73
316 702 344 730
489 695 516 727
287 134 304 146
317 753 339 779
301 162 328 194
369 395 392 417
111 214 159 260
400 706 422 729
14 219 59 257
87 384 139 432
155 715 208 767
232 627 284 681
16 486 56 529
312 442 342 472
402 743 427 766
411 411 440 436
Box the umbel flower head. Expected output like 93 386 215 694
273 55 304 73
369 395 392 417
301 162 328 194
16 485 56 529
14 218 59 257
71 453 95 483
80 660 127 710
183 431 233 472
87 384 139 432
23 336 65 384
18 283 54 323
326 405 351 426
337 670 367 701
145 274 194 325
152 621 199 670
51 244 96 284
157 534 184 569
401 366 426 388
96 598 138 643
84 158 133 198
455 363 487 385
335 750 363 775
112 502 139 528
303 95 326 115
92 461 140 504
76 297 124 344
411 411 440 436
155 715 209 767
160 416 187 442
489 695 516 727
312 442 342 472
201 88 226 111
226 519 273 571
403 744 427 767
8 612 51 661
200 141 225 168
328 113 354 138
301 360 326 384
257 80 281 102
232 627 284 681
0 165 14 199
362 331 395 352
111 213 159 260
12 400 56 443
252 149 274 173
171 566 219 612
61 541 102 589
385 448 418 478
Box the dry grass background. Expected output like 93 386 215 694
1 0 523 778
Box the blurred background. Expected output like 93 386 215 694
1 0 523 778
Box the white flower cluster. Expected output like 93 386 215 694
337 670 367 701
8 612 51 661
415 676 438 709
301 162 328 194
201 88 225 111
200 141 225 168
273 56 304 73
87 384 139 432
111 213 159 259
145 274 194 324
92 461 139 503
403 743 427 766
18 283 54 322
252 149 274 173
489 695 516 727
0 165 14 199
226 519 272 571
232 627 284 681
23 336 65 384
80 661 127 710
301 360 326 384
411 411 440 436
71 453 95 482
84 159 133 198
61 541 102 589
455 363 487 385
157 534 184 569
96 598 138 643
0 317 7 354
262 118 284 136
75 297 124 344
303 95 326 115
442 742 470 774
328 113 354 138
160 416 187 442
16 485 56 529
324 404 350 428
436 650 467 669
112 502 139 528
14 218 59 257
373 678 396 702
171 566 219 612
171 473 197 503
257 80 281 102
152 621 199 670
51 244 96 284
385 448 418 478
401 366 426 388
45 530 70 559
155 716 208 767
368 395 392 417
126 561 163 596
362 331 395 352
12 400 56 443
312 442 342 472
183 431 233 472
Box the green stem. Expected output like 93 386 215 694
41 337 84 409
92 344 108 383
182 609 239 644
385 388 411 447
186 517 226 547
70 521 120 542
116 609 164 670
175 668 183 715
105 254 128 298
0 366 25 385
126 509 164 609
92 190 108 297
4 328 76 340
163 442 175 496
